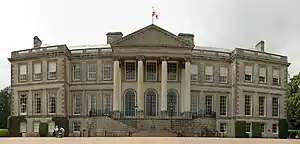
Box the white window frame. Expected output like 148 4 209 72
33 63 42 81
219 95 227 116
87 63 97 81
258 96 266 117
33 122 40 133
48 61 57 80
219 123 227 133
219 67 228 83
19 93 27 115
48 122 55 133
205 95 213 115
33 92 41 115
272 97 279 117
245 122 252 133
73 122 81 132
244 95 252 116
102 62 112 81
190 64 199 81
125 60 137 81
102 91 112 112
87 92 97 112
146 61 157 81
259 67 267 83
261 123 265 134
72 63 81 81
73 93 82 115
245 65 253 82
19 64 28 82
190 92 199 114
272 69 280 85
167 61 178 81
47 91 57 115
205 65 214 82
272 123 278 134
20 122 27 133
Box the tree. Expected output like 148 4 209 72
0 86 11 129
287 73 300 130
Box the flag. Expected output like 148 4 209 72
152 6 158 19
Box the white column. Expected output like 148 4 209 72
137 56 144 111
161 57 168 111
184 60 191 112
180 68 185 113
113 60 120 111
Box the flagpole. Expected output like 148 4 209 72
152 6 154 24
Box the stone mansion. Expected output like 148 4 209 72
8 24 290 137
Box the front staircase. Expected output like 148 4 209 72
87 116 136 136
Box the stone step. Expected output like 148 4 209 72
132 130 176 137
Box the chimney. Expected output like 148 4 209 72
255 40 265 52
106 32 123 44
178 33 194 45
33 36 42 48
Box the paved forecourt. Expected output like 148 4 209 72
0 137 299 144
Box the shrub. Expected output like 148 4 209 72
52 117 69 137
0 129 9 137
39 123 48 137
278 119 288 139
8 116 26 137
235 121 246 138
251 122 262 138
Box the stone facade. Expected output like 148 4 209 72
8 24 290 137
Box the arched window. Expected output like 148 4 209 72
124 90 136 116
145 90 157 116
167 90 178 116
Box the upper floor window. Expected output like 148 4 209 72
259 67 267 83
205 95 213 115
73 94 82 115
220 67 228 83
19 64 27 82
190 64 198 81
87 92 97 112
219 96 227 116
125 61 136 81
205 66 213 82
244 65 253 82
272 69 280 85
33 92 41 115
87 63 97 81
72 64 81 81
47 61 57 80
47 91 56 114
258 96 266 117
244 95 252 116
146 61 157 81
102 63 112 81
19 93 27 115
167 62 178 81
272 97 279 117
33 63 42 81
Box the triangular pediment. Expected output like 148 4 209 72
111 24 192 47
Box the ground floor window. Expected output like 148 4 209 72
33 122 39 133
20 122 27 133
245 123 251 133
73 122 81 132
48 122 55 133
272 124 278 134
219 123 227 133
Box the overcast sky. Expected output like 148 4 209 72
0 0 299 88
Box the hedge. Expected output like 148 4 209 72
0 129 9 137
278 119 288 139
52 117 69 137
8 116 26 137
235 121 247 138
39 123 48 137
251 122 262 138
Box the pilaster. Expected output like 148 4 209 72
136 55 144 113
183 57 191 112
113 58 120 112
160 56 169 112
